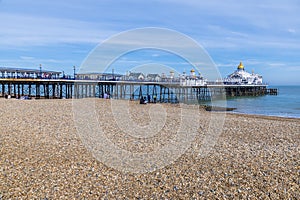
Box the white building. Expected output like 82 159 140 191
75 73 122 80
180 69 206 86
146 73 161 82
127 72 145 81
224 62 263 85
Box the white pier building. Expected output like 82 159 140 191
224 62 263 85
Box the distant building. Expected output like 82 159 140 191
75 73 122 80
146 73 161 82
180 69 206 86
224 62 263 85
76 73 102 80
127 72 145 81
0 67 61 79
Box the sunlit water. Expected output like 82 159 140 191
216 86 300 118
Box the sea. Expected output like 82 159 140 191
218 85 300 118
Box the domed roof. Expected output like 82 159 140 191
237 62 244 70
190 69 195 72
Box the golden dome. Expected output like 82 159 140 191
190 69 195 72
237 62 244 70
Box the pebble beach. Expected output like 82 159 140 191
0 99 299 199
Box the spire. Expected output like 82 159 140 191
190 68 196 77
237 62 244 70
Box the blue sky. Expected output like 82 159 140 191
0 0 299 85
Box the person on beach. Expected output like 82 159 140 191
139 97 144 104
104 93 110 99
140 96 147 104
153 95 157 103
143 96 148 104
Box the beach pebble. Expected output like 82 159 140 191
0 99 299 199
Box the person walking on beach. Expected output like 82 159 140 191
153 95 157 103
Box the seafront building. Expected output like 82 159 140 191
0 67 61 79
0 62 263 86
223 62 263 85
179 69 206 86
74 62 262 86
75 68 206 86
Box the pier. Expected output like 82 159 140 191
0 78 277 102
0 66 278 102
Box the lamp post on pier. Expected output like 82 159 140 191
73 66 76 80
39 64 42 78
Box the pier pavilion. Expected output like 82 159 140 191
0 67 61 79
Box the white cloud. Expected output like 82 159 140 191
0 12 114 47
0 0 299 84
268 63 286 67
288 28 296 33
20 56 35 60
1 1 299 51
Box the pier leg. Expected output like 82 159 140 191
28 84 31 97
